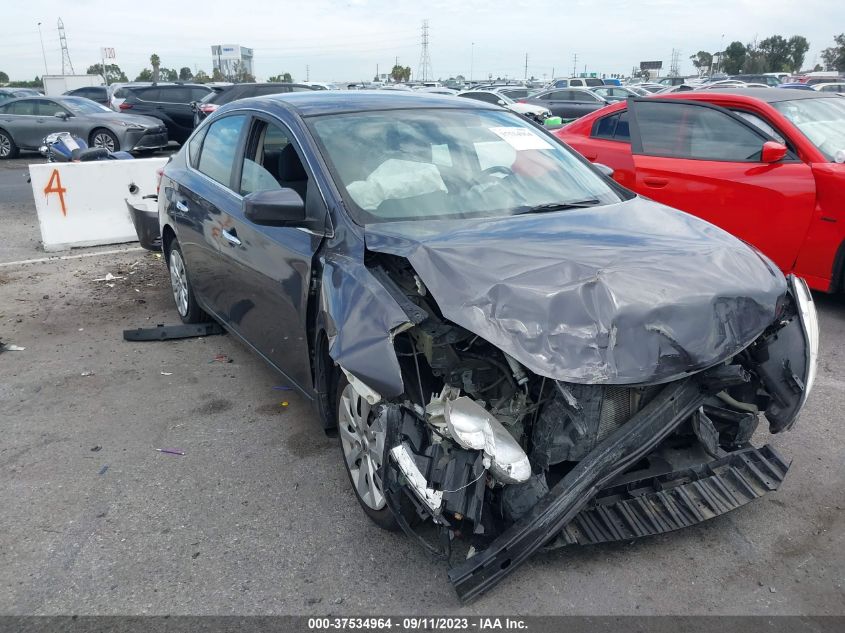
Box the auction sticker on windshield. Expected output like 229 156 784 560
489 126 553 150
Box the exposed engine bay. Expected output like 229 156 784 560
346 252 818 601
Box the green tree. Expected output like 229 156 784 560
135 68 153 81
158 67 178 81
721 41 747 75
179 67 193 81
787 36 810 72
211 68 225 82
741 41 767 73
689 51 713 74
0 71 8 84
758 35 792 72
86 63 128 83
150 53 161 82
194 69 210 83
821 33 845 71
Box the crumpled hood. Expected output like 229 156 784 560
365 197 787 385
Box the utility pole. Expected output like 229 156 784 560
524 53 528 80
470 42 474 82
37 22 48 76
306 64 310 81
418 19 431 82
572 53 577 77
58 18 74 75
670 48 680 77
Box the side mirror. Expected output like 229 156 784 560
497 99 507 106
761 141 787 163
243 188 306 227
593 163 615 178
54 111 69 120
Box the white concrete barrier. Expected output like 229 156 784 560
28 158 168 252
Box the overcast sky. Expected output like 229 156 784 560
2 0 843 82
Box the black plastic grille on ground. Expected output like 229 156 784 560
552 445 790 547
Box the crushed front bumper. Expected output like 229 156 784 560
549 444 790 548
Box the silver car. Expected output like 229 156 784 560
0 96 168 159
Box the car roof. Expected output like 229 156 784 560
228 90 499 116
667 87 840 103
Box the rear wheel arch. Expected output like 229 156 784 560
161 224 177 260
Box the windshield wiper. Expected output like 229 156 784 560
513 199 601 215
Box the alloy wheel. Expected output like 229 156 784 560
169 249 189 317
338 383 387 510
92 132 116 152
0 134 10 157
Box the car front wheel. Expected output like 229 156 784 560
167 240 207 323
90 128 119 152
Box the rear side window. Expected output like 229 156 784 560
7 100 37 115
187 125 209 169
633 102 766 161
461 92 499 104
190 87 212 101
592 111 630 142
158 87 190 103
134 87 160 101
196 115 246 187
584 78 604 87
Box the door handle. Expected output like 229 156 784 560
222 228 241 246
175 200 189 212
643 177 669 188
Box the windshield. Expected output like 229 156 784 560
309 108 626 224
62 97 111 114
772 97 845 161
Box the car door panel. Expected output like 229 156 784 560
211 116 325 390
627 98 816 271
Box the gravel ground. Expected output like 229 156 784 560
0 158 843 615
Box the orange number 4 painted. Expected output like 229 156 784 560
44 169 68 217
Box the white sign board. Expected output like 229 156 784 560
28 158 167 252
100 47 116 59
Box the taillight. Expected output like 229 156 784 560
119 102 133 110
156 168 164 195
199 103 219 114
518 99 527 103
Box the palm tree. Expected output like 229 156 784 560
150 54 160 82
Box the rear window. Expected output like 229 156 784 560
584 78 604 87
158 87 191 103
592 111 630 141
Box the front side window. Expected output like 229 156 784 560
633 101 766 161
240 121 308 198
309 108 626 224
772 97 845 161
196 115 246 188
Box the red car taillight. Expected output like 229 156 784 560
518 99 527 103
199 103 219 114
119 102 133 110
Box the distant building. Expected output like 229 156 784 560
211 44 254 79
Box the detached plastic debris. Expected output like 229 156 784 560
80 371 95 377
160 371 173 376
209 354 233 364
0 340 25 353
155 448 185 456
94 272 125 282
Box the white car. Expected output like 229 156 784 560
813 82 845 95
457 90 551 122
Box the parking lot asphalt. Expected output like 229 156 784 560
0 157 843 615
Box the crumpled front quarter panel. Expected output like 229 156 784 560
320 252 410 397
365 198 787 385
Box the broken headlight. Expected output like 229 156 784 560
444 397 531 484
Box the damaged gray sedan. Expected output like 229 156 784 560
132 91 819 601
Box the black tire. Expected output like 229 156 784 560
0 129 19 159
336 374 415 531
89 128 120 152
165 239 208 323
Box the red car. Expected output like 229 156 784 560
555 89 845 292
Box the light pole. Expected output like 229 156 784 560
717 33 725 74
470 42 474 82
37 22 48 76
